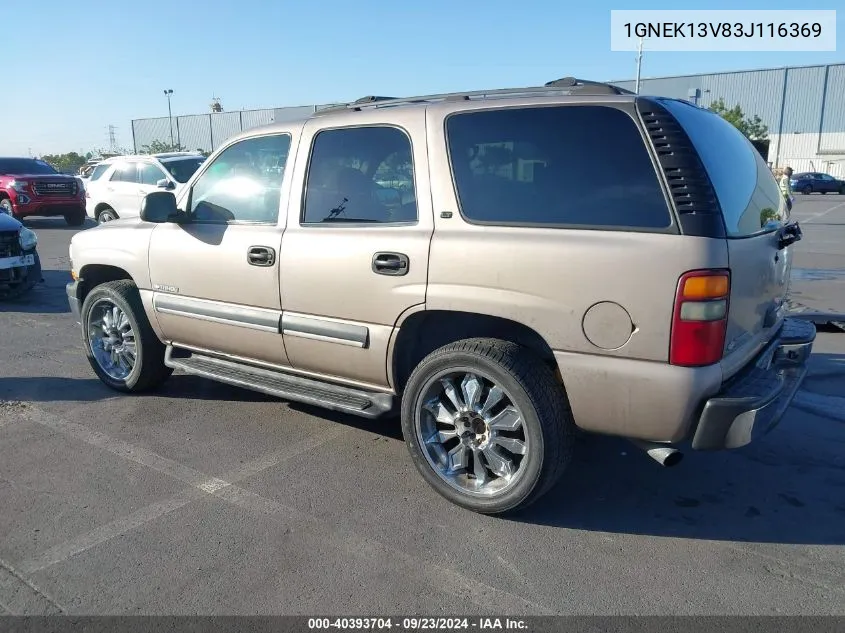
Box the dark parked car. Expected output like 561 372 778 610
0 209 41 299
790 171 845 195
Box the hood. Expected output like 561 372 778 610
0 211 23 231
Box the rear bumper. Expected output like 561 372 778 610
691 318 816 450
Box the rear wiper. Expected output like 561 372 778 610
777 221 802 250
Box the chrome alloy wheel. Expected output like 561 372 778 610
415 370 529 496
87 300 137 380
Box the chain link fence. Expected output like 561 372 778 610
131 105 336 154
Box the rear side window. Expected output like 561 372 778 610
445 105 672 229
660 99 786 237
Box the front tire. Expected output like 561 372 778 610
400 338 574 515
81 280 172 392
96 207 118 223
65 209 86 226
801 184 813 195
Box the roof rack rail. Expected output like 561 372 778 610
352 95 399 105
312 78 636 116
544 76 636 95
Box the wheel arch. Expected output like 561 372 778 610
94 202 117 216
389 309 559 393
77 264 134 304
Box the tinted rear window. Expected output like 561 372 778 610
445 105 672 229
660 99 787 237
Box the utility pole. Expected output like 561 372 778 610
164 89 174 147
107 125 118 152
635 37 644 94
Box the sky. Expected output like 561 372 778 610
2 0 842 156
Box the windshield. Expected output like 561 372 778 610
162 157 205 183
0 158 59 175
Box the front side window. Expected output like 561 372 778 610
110 162 138 183
660 98 786 237
89 163 111 181
445 105 672 229
139 163 166 186
162 157 205 184
188 134 291 224
302 126 417 224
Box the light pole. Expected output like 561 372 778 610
164 89 174 147
634 37 644 94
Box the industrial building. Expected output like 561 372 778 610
131 63 844 178
611 63 845 177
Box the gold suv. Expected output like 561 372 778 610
67 78 816 514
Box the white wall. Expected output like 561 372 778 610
768 132 845 177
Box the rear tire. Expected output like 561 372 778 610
400 338 574 515
81 280 172 392
801 184 813 195
65 209 86 226
0 198 12 215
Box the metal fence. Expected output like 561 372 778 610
131 104 336 154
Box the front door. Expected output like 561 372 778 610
104 161 143 218
147 132 295 366
279 111 433 389
137 162 169 201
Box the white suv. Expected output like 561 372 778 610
85 152 206 223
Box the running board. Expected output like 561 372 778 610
164 347 395 419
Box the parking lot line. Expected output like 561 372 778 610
15 411 349 574
803 200 845 223
13 404 556 615
0 557 66 615
17 489 205 575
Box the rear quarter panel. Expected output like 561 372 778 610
423 99 731 440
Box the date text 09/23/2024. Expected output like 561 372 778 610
308 617 528 630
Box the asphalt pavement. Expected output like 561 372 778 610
1 195 844 616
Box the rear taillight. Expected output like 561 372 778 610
669 269 731 367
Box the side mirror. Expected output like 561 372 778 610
156 178 175 190
140 191 180 223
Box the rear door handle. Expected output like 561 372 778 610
247 245 276 267
372 252 409 276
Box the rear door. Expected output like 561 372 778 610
661 100 792 376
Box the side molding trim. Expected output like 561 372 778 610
281 313 369 348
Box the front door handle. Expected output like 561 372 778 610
372 252 409 276
247 245 276 267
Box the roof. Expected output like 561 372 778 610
222 77 638 142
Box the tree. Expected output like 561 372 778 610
140 139 187 154
708 98 769 141
40 152 87 174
